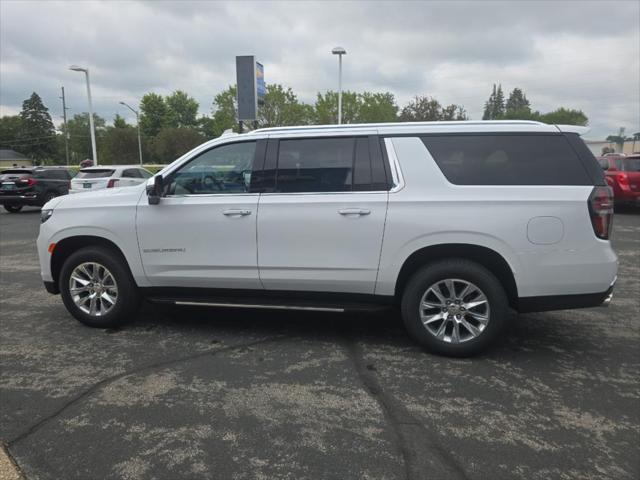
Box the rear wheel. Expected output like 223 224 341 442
59 246 141 328
401 259 509 357
42 191 58 206
3 205 23 213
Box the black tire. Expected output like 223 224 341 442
59 246 141 328
42 191 58 206
401 259 509 357
3 205 23 213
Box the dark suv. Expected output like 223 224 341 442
0 167 74 213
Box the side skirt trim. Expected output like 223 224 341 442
173 300 344 313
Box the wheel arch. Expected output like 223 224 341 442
394 243 519 309
50 235 133 293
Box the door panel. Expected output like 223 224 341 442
136 139 263 289
257 192 388 293
137 194 260 288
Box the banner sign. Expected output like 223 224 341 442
256 62 266 105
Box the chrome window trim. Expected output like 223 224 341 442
384 137 405 193
164 192 259 199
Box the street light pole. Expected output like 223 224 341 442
69 65 98 165
120 101 143 166
332 46 347 124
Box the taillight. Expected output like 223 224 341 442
588 186 614 240
107 179 119 188
18 178 37 186
616 173 630 191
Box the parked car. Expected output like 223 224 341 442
69 166 152 194
0 166 74 213
598 154 640 207
37 121 617 357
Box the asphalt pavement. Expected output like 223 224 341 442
1 206 638 480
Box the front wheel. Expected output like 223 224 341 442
3 205 23 213
401 259 509 357
59 246 141 328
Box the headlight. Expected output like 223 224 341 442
41 209 53 223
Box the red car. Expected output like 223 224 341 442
598 154 640 207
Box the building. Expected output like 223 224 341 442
0 149 33 168
584 139 640 157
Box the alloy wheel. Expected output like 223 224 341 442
419 278 490 344
69 262 118 316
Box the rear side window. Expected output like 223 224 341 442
276 138 354 193
421 134 592 186
76 169 115 179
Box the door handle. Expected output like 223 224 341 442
223 209 252 216
338 208 371 216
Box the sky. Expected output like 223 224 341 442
1 0 638 139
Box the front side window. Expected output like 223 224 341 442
167 141 256 195
275 137 355 193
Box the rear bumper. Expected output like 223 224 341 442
517 282 615 313
0 194 41 205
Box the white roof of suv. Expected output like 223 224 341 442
247 120 589 136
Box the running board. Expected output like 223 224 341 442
173 300 344 313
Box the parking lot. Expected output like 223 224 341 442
0 207 638 480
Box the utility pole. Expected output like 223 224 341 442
59 86 70 165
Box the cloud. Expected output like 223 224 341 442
1 0 638 138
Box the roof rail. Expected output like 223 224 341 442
249 120 546 134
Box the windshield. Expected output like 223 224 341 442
622 158 640 172
76 169 115 179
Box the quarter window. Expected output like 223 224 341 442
421 134 592 186
167 142 256 195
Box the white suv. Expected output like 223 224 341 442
69 165 152 194
37 121 617 356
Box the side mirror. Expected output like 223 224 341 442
147 175 164 205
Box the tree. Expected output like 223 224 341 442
482 84 505 120
503 88 532 119
259 84 313 127
0 115 24 151
113 114 128 129
314 90 359 124
211 85 238 136
140 93 168 137
196 115 216 139
152 127 204 163
606 127 627 149
18 92 56 164
100 125 139 165
540 108 588 126
165 90 199 128
357 92 398 123
399 96 467 121
66 113 106 162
